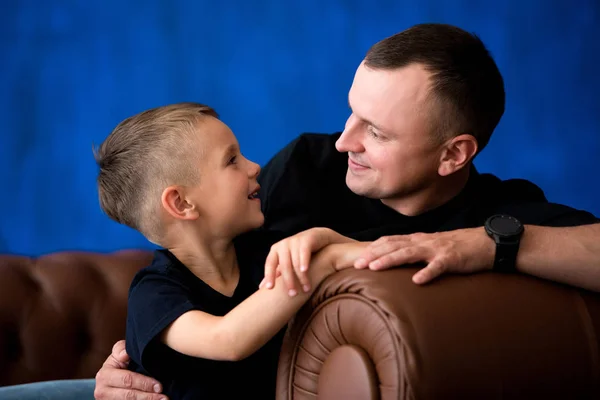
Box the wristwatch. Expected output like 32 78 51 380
484 214 524 272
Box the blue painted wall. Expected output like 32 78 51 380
1 0 598 255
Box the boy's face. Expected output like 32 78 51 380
186 117 264 238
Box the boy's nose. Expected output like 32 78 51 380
249 161 261 178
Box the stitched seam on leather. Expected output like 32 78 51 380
286 293 405 398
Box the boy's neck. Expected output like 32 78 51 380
168 235 240 296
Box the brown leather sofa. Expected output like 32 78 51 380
1 251 599 399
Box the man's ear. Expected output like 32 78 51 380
438 134 478 177
161 186 200 220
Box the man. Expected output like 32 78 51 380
93 23 599 399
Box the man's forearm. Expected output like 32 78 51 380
517 223 600 292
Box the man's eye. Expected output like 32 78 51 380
228 156 237 165
367 126 379 139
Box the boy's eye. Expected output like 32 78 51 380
228 156 237 165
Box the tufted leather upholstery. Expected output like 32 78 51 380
0 250 152 386
276 267 600 399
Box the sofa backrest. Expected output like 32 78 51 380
0 250 152 386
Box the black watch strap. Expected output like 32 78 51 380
484 214 524 272
492 237 520 272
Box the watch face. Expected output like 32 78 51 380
489 215 523 236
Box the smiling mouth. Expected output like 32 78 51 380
248 191 259 200
348 158 368 169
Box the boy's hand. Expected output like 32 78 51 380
261 228 351 296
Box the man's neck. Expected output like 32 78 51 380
381 167 471 217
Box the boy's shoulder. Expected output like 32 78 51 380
128 249 189 294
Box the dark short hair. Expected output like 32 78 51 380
94 102 218 243
365 23 505 151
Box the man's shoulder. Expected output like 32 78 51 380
473 171 598 226
475 172 548 204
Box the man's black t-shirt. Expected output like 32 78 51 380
126 231 285 400
258 132 598 239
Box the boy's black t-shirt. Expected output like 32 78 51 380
258 132 598 239
126 230 285 400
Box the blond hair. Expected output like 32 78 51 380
94 102 218 244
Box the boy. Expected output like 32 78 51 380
94 102 367 399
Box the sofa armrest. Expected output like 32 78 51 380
0 250 153 386
276 268 600 399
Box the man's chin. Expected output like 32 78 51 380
345 174 378 198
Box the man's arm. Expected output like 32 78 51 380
516 223 600 291
94 341 166 400
355 223 600 292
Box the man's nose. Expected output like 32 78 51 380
336 115 362 153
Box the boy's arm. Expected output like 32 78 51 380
262 227 354 294
161 243 361 361
91 241 369 400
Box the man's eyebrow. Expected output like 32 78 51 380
348 100 389 134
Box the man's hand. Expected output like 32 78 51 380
94 340 167 400
354 228 495 284
261 228 352 295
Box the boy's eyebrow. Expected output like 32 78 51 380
222 144 238 162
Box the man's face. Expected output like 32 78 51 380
335 62 444 211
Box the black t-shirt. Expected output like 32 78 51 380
258 132 598 240
126 231 285 400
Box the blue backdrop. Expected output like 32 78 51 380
1 0 598 256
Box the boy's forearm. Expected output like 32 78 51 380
220 250 335 360
326 241 371 271
321 228 356 246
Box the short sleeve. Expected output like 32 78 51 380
494 202 599 227
126 272 197 377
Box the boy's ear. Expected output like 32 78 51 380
437 134 478 177
161 186 200 220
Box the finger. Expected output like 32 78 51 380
369 246 430 270
110 340 129 364
103 342 128 369
95 368 165 398
356 240 412 269
278 251 299 296
371 235 409 247
412 259 446 284
296 244 312 292
290 240 301 273
95 387 169 400
262 250 279 289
